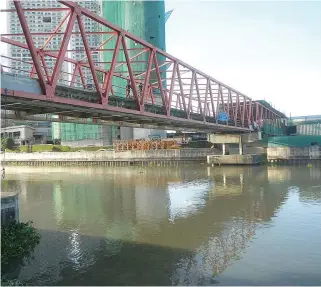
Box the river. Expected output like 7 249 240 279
2 165 321 286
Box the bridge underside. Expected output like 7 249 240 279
1 88 248 133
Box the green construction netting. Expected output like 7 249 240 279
52 1 166 142
261 122 286 136
262 136 321 147
59 123 100 141
102 0 166 99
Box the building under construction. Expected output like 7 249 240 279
53 0 170 146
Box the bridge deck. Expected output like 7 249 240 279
1 73 247 132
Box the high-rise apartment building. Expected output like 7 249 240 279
7 0 68 80
7 0 101 82
6 1 171 146
6 0 106 145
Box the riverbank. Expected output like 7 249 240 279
1 147 320 167
1 148 215 166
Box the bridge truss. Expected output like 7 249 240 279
1 1 286 132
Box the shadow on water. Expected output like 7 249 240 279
2 165 321 285
16 229 221 286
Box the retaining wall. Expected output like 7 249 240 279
207 154 263 165
1 192 19 226
267 146 320 160
0 148 215 164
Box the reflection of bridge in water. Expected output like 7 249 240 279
4 165 291 283
266 166 321 203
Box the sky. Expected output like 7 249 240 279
164 1 321 117
1 1 320 117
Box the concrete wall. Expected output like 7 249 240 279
208 134 241 144
241 132 262 143
267 146 321 160
208 132 262 145
62 139 105 147
1 148 215 162
1 192 19 226
243 146 266 155
207 154 263 165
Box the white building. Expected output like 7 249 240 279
1 125 35 145
1 123 52 145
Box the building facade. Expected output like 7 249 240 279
6 0 170 146
6 0 106 145
7 0 68 81
1 125 36 145
102 0 167 141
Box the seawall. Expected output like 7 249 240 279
0 148 215 166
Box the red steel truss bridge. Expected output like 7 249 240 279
0 1 286 133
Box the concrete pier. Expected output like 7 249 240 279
207 154 264 165
1 191 19 225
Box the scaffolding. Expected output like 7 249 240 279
113 138 178 151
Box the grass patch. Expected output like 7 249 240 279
70 145 114 152
5 144 114 153
19 145 71 152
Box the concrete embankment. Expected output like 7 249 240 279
1 192 19 225
207 154 264 165
0 148 215 166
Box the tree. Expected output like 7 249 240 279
1 137 15 151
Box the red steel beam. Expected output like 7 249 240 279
50 9 77 91
140 49 153 109
103 33 121 104
167 61 177 115
152 50 168 112
187 71 196 118
208 82 215 119
76 13 102 99
13 1 46 94
176 65 187 113
202 79 209 122
121 35 139 107
194 75 203 117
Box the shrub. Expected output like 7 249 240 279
53 138 61 145
1 221 41 267
1 137 15 151
1 279 25 286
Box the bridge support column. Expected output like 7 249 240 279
239 136 243 155
222 143 226 155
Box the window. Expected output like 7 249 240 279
43 16 52 23
13 131 20 138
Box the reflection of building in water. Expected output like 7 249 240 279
267 167 321 202
3 165 293 285
171 219 258 285
53 183 63 226
135 186 169 227
268 167 292 182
